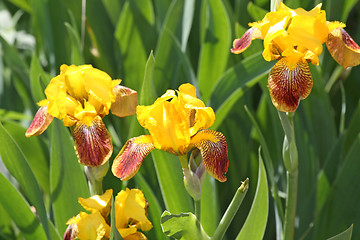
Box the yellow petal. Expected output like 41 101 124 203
189 107 215 137
135 84 215 155
290 3 323 17
326 27 360 68
177 84 215 136
74 101 98 126
83 68 119 111
44 75 67 120
258 10 291 40
111 85 138 117
287 14 328 57
78 189 113 218
119 226 138 239
25 106 53 137
262 15 290 61
189 130 229 182
73 116 113 166
137 101 190 155
327 21 346 32
61 64 89 100
76 212 111 240
115 188 153 237
268 58 313 112
178 83 197 98
112 135 155 180
124 232 148 240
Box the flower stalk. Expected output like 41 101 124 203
278 111 298 240
85 162 109 195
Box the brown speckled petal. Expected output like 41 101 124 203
25 106 54 137
189 130 229 182
112 135 155 180
326 28 360 68
231 27 263 54
268 58 313 112
73 116 113 166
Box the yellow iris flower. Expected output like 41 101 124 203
64 189 152 240
25 64 137 166
231 2 360 112
112 83 229 182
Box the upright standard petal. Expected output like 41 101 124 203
73 116 113 166
76 212 111 240
326 27 360 68
268 57 313 112
25 106 54 137
189 130 229 182
231 27 263 54
112 135 155 180
115 188 153 237
111 85 138 117
78 189 113 218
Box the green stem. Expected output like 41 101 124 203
244 106 284 222
324 65 344 93
195 199 201 221
278 111 298 172
89 178 103 196
212 179 249 240
178 154 189 169
278 111 299 240
84 165 107 195
283 170 298 240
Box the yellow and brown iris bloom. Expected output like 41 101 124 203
64 188 153 240
112 83 229 182
25 64 137 166
231 2 360 112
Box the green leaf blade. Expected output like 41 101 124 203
198 0 231 103
0 122 50 239
161 211 209 240
236 150 269 240
49 120 90 235
327 225 353 240
0 172 47 240
151 151 193 214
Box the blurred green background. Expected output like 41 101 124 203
0 0 360 239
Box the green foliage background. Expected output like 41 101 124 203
0 0 359 239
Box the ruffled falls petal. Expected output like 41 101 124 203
326 27 360 68
268 58 313 112
25 106 54 137
111 85 138 117
112 136 155 180
73 116 113 166
189 130 229 182
231 27 263 54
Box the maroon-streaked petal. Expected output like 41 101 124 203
25 106 54 137
112 135 155 180
73 116 113 166
189 130 229 182
231 27 263 54
326 28 360 68
268 58 313 112
110 85 138 117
